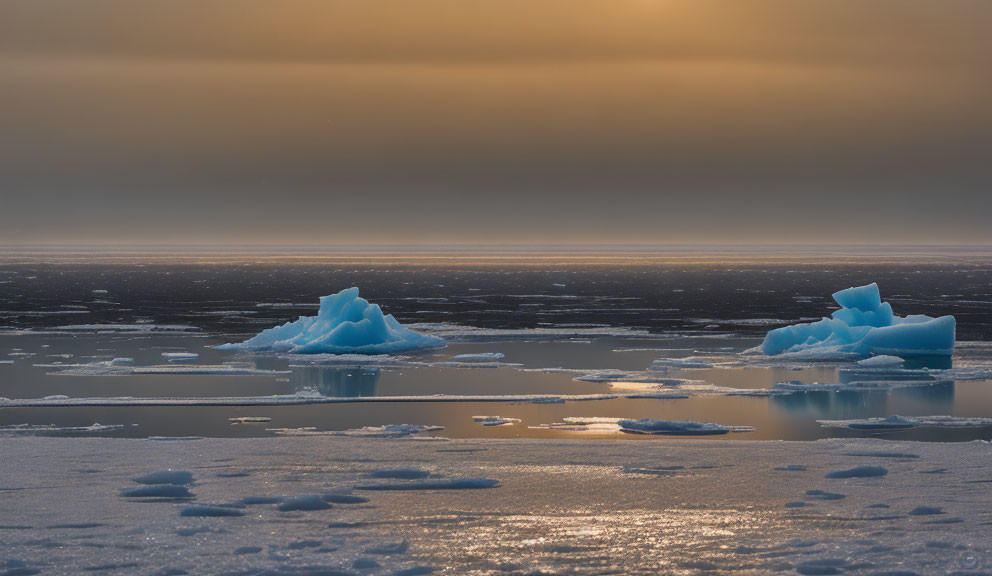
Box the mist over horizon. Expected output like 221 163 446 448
2 0 990 245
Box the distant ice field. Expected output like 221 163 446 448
1 262 992 441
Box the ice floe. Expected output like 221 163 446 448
760 283 955 358
618 419 755 435
161 352 199 362
269 424 444 437
856 355 905 367
452 352 504 362
40 359 288 376
818 415 992 430
0 392 623 408
0 423 123 436
472 415 521 426
229 416 272 424
217 287 446 354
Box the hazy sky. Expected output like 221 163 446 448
1 0 990 245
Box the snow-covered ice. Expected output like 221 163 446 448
472 415 521 426
618 419 755 435
856 354 905 367
161 351 199 361
761 283 956 358
269 424 445 437
217 287 446 354
229 416 272 424
0 423 123 436
1 436 989 575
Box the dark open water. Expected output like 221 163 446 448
2 262 991 440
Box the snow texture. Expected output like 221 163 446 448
1 436 989 575
217 287 446 354
761 283 955 358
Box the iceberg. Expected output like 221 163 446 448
761 283 955 358
217 287 446 354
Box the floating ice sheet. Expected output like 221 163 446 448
269 424 444 438
0 423 124 436
39 360 288 376
818 415 992 430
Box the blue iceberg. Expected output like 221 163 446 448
217 287 446 354
761 283 955 358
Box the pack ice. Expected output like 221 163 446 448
217 287 446 354
761 283 955 358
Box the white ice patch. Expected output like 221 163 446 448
162 352 199 362
652 357 714 369
218 287 446 354
0 391 625 408
269 424 444 438
40 360 288 376
818 415 992 430
618 419 755 435
472 415 521 427
856 355 905 367
0 423 124 436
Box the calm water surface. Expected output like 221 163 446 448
1 263 991 440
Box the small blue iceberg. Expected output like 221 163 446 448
218 287 446 354
761 283 955 358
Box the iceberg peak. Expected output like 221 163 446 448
761 283 955 358
217 287 446 354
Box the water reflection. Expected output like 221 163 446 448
771 381 955 419
291 366 380 397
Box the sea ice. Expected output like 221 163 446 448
618 419 755 435
269 424 444 437
229 416 272 424
761 283 955 358
856 355 905 367
162 352 198 362
818 415 992 430
451 353 504 362
472 415 521 426
0 423 123 436
217 287 446 354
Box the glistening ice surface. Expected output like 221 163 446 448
2 262 992 441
